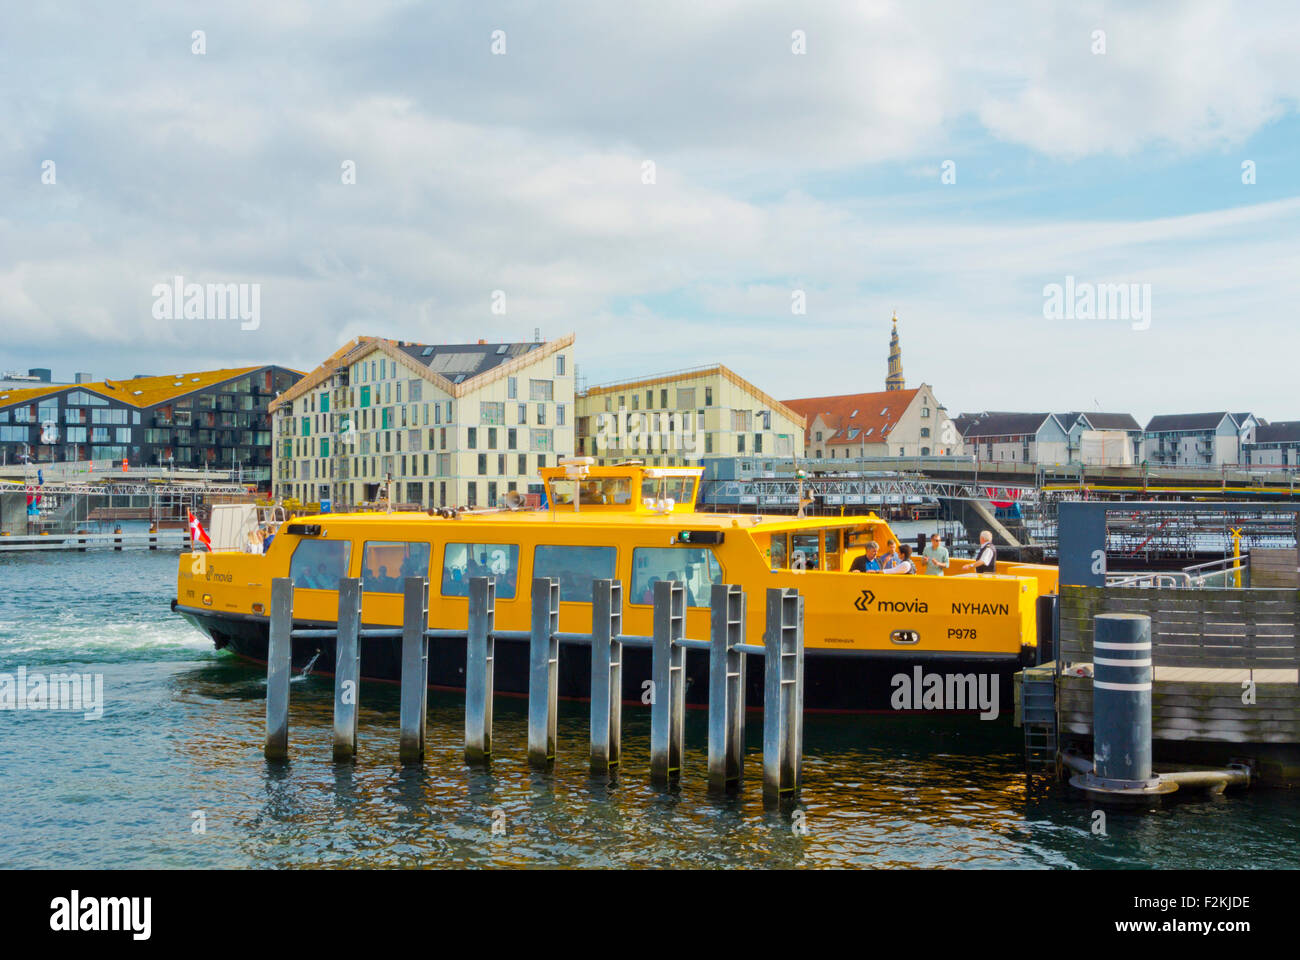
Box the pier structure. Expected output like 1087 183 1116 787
1016 501 1300 792
263 575 806 799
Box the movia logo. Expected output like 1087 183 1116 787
854 590 929 613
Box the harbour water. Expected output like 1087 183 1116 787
1 548 1296 869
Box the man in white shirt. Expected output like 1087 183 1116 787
974 530 997 573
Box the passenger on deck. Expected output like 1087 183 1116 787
881 543 916 574
850 541 881 572
974 531 997 573
922 533 949 576
878 539 900 570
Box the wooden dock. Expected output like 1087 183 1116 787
1015 585 1300 785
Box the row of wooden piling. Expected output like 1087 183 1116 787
264 575 805 797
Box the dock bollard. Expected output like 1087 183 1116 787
398 577 430 764
527 577 560 766
1068 612 1174 803
332 577 363 761
589 578 623 774
264 578 294 761
650 579 686 785
763 587 804 799
707 583 746 793
464 576 496 763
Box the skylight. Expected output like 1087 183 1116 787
496 344 508 354
850 409 858 417
421 346 435 357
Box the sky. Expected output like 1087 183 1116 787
2 1 1298 424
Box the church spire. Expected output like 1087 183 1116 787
886 312 905 391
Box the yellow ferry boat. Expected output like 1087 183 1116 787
172 461 1058 713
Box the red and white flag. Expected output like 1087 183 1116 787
187 510 212 551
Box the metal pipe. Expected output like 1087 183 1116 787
264 577 293 761
763 587 804 799
398 577 429 764
527 577 560 766
650 579 686 785
707 583 746 793
464 576 496 763
332 577 362 760
589 578 622 774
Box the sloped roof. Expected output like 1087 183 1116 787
0 366 281 410
783 389 920 445
1144 412 1232 432
271 334 576 411
1078 412 1142 431
961 412 1057 438
1253 421 1300 444
586 364 803 428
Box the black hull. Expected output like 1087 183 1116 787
174 604 1027 716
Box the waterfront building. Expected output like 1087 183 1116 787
1057 412 1143 465
0 366 302 486
1142 413 1245 467
958 412 1070 465
271 335 575 509
1244 421 1300 467
574 364 804 466
785 385 956 458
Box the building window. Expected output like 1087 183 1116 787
557 404 566 426
705 387 713 406
529 379 554 401
507 428 517 450
677 388 695 409
508 377 517 399
556 355 565 376
481 401 505 425
467 427 477 448
478 454 488 475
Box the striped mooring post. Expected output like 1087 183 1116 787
332 578 363 760
1068 612 1175 803
264 577 294 761
398 577 430 764
527 577 561 767
464 576 496 763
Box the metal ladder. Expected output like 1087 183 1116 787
1020 670 1058 774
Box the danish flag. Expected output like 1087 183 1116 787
187 510 212 551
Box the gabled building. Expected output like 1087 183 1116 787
1244 421 1300 467
1057 412 1144 465
1142 413 1242 466
958 412 1070 465
270 335 575 509
0 366 301 485
575 364 803 465
784 385 955 459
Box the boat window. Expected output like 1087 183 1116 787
823 529 841 570
769 533 788 571
641 475 695 506
442 542 520 599
361 541 432 594
289 539 351 591
631 547 723 607
534 545 617 602
791 533 821 571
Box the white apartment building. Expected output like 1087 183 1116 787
271 334 575 509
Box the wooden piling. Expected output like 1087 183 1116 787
650 579 686 785
708 583 746 792
465 576 496 763
763 587 804 799
332 577 362 761
398 577 429 764
527 577 560 766
590 578 623 774
264 577 293 761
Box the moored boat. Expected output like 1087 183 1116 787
173 461 1058 714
